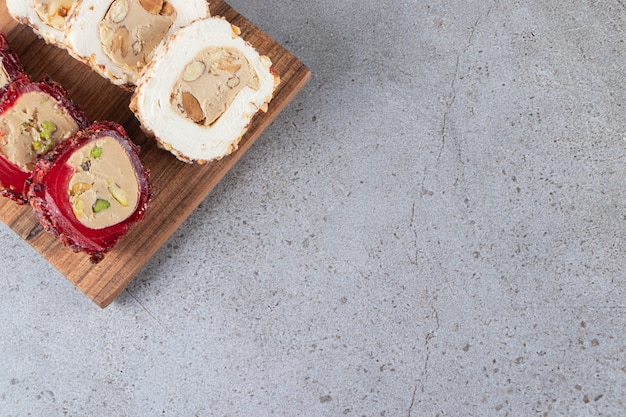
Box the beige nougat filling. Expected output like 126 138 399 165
32 0 76 30
67 136 140 229
170 47 260 126
99 0 177 72
0 91 79 172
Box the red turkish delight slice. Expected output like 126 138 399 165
0 32 26 88
27 121 152 263
0 77 88 202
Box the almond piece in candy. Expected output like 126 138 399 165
182 61 205 82
139 0 163 14
160 1 175 16
111 26 131 58
109 0 130 23
181 92 205 123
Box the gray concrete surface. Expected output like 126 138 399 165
1 0 625 416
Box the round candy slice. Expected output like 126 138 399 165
0 32 27 89
0 77 88 203
6 0 78 47
27 121 152 263
130 17 280 164
65 0 210 87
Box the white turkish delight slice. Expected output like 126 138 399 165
65 0 210 86
130 17 280 164
6 0 78 47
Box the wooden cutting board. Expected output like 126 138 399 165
0 1 310 308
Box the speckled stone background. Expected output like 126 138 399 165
1 0 625 416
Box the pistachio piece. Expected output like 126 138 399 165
93 199 111 213
111 26 131 58
108 180 129 207
109 0 129 23
39 121 57 141
72 197 85 218
20 120 34 133
181 92 205 123
71 182 92 197
182 61 206 82
32 141 49 153
139 0 164 14
90 146 103 159
160 1 175 16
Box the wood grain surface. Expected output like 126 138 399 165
0 0 310 308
